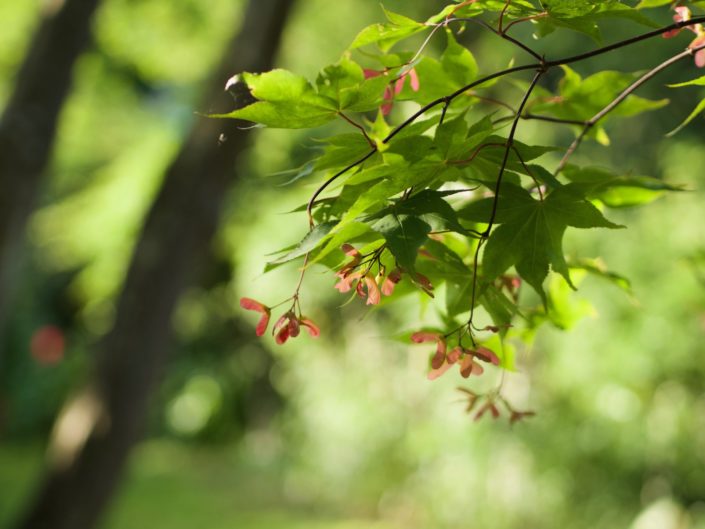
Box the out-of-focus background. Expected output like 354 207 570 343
0 1 704 528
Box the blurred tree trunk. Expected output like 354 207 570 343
12 0 295 528
0 0 102 360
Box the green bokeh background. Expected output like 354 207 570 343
0 1 704 528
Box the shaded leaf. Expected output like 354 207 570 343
372 214 431 272
266 221 337 268
482 185 623 301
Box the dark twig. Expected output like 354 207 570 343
484 70 543 233
546 17 705 68
521 113 587 126
448 142 507 165
467 69 543 330
448 16 543 62
306 149 377 227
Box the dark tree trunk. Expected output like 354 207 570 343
12 0 296 528
0 0 102 358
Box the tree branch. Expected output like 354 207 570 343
554 45 704 175
304 16 705 229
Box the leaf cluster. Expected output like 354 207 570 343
220 0 700 382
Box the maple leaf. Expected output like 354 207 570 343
461 183 623 302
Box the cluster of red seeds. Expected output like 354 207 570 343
334 243 433 304
411 332 501 380
457 388 535 424
240 297 319 345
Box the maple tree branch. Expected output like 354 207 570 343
498 0 512 34
305 16 705 230
500 32 544 62
554 45 704 175
385 16 705 145
546 16 705 68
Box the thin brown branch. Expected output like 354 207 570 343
338 111 374 147
521 113 587 126
448 142 507 165
498 0 512 34
469 92 517 113
554 45 703 175
448 16 543 61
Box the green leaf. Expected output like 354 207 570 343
309 221 376 266
275 161 315 186
382 6 420 27
213 70 337 128
434 113 470 159
368 190 468 234
349 9 425 52
481 284 521 332
482 185 623 301
562 165 684 206
372 214 431 272
340 162 440 223
529 66 668 124
315 58 390 112
446 274 475 317
569 258 633 294
457 181 539 225
314 134 373 172
445 0 538 20
541 0 596 17
441 30 478 88
401 33 478 105
266 221 337 269
667 98 705 137
668 75 705 88
536 1 657 41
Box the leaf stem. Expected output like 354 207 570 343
467 69 543 331
306 148 377 228
484 69 543 234
338 111 374 147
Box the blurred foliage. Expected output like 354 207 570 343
1 1 704 529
